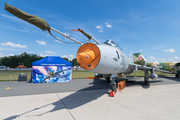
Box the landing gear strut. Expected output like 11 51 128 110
144 70 149 85
110 77 116 91
175 74 180 78
109 76 117 97
105 77 110 83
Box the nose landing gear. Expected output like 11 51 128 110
109 77 117 97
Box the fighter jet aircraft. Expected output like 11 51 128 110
75 34 171 86
4 3 177 92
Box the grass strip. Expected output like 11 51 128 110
0 70 175 81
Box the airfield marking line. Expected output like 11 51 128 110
55 93 76 120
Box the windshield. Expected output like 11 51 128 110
103 40 109 44
103 39 119 47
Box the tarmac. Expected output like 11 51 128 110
0 77 180 120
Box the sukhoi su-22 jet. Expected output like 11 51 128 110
4 3 177 92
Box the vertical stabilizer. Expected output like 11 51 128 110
133 53 147 66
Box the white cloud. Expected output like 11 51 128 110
168 57 180 62
0 53 5 57
61 55 67 58
161 58 165 62
40 53 44 57
139 50 142 51
40 53 50 57
69 55 74 58
148 56 157 62
163 49 176 53
36 39 47 45
96 25 103 32
61 55 74 60
18 53 23 55
45 54 51 56
96 23 112 32
148 56 167 62
0 48 2 51
96 25 103 29
105 22 112 28
69 55 74 60
174 57 180 59
45 50 57 54
9 54 14 56
1 42 27 48
168 58 174 61
167 57 180 62
149 56 155 59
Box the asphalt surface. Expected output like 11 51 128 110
1 77 180 97
1 77 180 120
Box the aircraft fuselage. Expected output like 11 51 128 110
89 44 130 74
77 40 131 74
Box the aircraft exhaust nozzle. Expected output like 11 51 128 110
77 43 101 70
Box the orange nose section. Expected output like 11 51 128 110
77 43 101 70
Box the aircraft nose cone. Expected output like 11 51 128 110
77 43 101 70
78 49 95 64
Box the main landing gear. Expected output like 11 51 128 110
144 70 149 85
175 74 180 78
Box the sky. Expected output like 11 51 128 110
0 0 180 62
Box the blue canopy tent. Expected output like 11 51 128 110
30 56 72 83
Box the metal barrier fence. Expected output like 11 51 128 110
0 70 31 81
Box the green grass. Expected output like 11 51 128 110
72 70 95 79
127 71 175 77
0 70 95 81
0 70 175 81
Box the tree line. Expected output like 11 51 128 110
0 52 78 68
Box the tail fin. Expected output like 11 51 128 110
133 53 147 66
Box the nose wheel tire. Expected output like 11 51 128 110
111 84 116 91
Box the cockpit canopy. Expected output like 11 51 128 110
103 39 124 52
103 39 119 47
